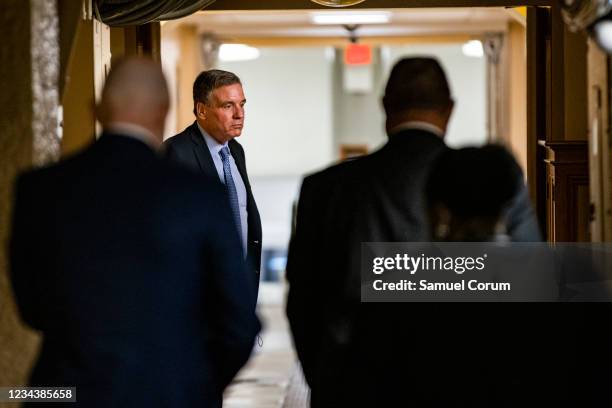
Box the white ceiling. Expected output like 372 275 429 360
163 8 513 39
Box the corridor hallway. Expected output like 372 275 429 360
1 0 612 406
224 284 309 408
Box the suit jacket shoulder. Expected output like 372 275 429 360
302 156 360 191
163 123 199 158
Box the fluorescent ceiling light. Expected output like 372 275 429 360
311 11 391 25
310 0 367 7
593 19 612 54
219 44 260 62
462 40 484 58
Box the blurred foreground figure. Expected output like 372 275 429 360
426 144 524 241
10 57 259 407
286 58 541 406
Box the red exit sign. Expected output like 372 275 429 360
344 43 372 65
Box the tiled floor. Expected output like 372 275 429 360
223 283 309 408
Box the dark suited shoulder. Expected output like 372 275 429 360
164 126 192 149
14 141 97 189
163 124 198 164
300 155 359 192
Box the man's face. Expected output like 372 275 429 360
197 83 246 144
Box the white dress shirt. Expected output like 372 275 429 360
389 121 445 138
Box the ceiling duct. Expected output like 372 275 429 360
94 0 216 26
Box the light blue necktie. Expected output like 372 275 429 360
219 146 242 238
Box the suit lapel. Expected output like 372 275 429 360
188 123 217 179
229 140 250 189
228 140 261 267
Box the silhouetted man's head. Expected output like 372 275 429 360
383 57 454 136
96 57 169 147
426 145 523 241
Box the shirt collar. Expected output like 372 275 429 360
389 121 445 138
105 122 160 150
197 122 228 154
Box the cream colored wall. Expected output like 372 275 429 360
161 33 180 139
506 21 528 175
61 19 96 156
175 24 204 135
62 16 114 156
587 39 611 242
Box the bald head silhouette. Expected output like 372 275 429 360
97 57 169 146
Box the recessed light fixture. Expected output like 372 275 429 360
311 11 391 25
310 0 367 7
593 18 612 53
218 44 260 62
462 40 484 58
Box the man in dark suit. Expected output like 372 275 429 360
164 70 261 301
10 57 260 407
286 58 542 406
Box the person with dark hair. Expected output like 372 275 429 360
10 58 260 407
426 144 524 241
164 69 262 304
286 57 541 406
425 145 612 406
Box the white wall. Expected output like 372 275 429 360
249 176 301 249
219 47 334 177
384 44 487 148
